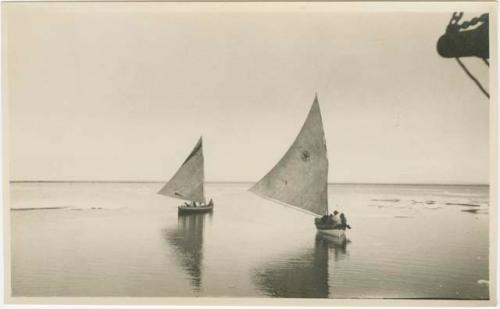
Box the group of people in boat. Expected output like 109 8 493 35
184 201 196 208
319 210 351 230
182 199 212 208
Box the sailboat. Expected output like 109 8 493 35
250 95 346 238
158 137 214 214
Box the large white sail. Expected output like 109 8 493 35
250 96 328 216
158 137 206 204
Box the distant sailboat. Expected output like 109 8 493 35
250 95 347 238
158 137 214 214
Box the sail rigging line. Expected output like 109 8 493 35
251 190 318 217
446 12 488 33
438 12 490 98
455 57 490 99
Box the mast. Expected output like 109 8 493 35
158 137 206 204
250 95 329 216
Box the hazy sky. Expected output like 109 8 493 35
5 3 492 184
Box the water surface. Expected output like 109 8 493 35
10 182 489 299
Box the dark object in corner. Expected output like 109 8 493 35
437 12 489 59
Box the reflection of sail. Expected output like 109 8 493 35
163 213 210 291
253 234 348 298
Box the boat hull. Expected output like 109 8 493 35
314 217 346 238
316 228 346 238
178 200 214 214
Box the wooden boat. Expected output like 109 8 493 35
314 222 346 238
249 95 347 239
178 199 214 214
158 137 214 214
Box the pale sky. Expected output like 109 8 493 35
4 3 492 184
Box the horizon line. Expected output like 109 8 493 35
8 180 490 186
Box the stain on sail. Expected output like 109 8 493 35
250 96 328 216
158 137 206 204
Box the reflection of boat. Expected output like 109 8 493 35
163 213 211 291
253 233 348 298
316 232 349 262
158 137 214 214
250 95 347 238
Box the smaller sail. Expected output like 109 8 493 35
250 95 328 216
158 137 206 203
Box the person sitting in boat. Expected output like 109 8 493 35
320 214 327 224
331 210 342 228
321 212 336 225
340 213 352 230
320 211 340 226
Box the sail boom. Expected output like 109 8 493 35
250 190 319 217
158 191 206 204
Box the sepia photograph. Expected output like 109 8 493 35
2 1 496 306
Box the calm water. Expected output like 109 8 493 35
10 182 489 299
